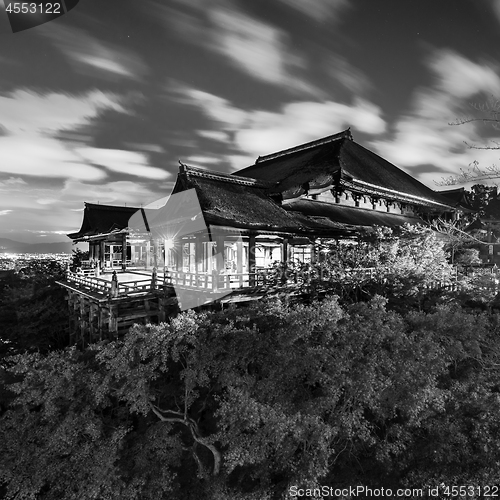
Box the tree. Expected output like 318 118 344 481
271 224 456 310
439 98 500 186
4 296 500 498
70 248 89 271
429 217 487 264
0 260 69 356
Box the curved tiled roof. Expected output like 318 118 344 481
68 203 140 240
234 130 455 209
174 165 311 233
436 187 476 212
173 164 427 236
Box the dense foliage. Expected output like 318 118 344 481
2 295 500 499
0 259 68 357
267 225 457 311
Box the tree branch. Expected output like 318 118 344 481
149 402 221 476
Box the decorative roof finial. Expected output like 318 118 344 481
178 160 187 173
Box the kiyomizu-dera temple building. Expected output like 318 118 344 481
69 129 461 277
60 129 464 339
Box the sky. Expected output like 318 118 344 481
2 0 500 243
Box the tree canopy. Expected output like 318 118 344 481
2 295 500 498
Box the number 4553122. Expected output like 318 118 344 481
5 3 62 14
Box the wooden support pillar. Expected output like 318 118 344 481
89 303 97 343
158 297 166 322
248 233 256 287
152 240 158 269
212 269 219 292
68 292 76 345
130 244 136 266
109 305 118 338
110 271 118 298
122 233 127 270
282 238 288 266
99 240 105 270
215 235 225 272
236 240 243 273
236 239 243 287
80 296 86 350
195 238 204 273
151 267 157 290
310 241 316 263
206 242 214 273
146 240 151 268
174 240 182 272
163 238 168 270
98 305 104 341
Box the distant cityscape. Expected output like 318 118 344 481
0 237 74 255
0 253 72 272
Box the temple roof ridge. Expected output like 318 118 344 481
255 128 352 164
179 162 275 188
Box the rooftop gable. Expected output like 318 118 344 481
173 163 308 232
68 203 141 240
234 129 455 209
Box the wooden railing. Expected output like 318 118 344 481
65 270 155 298
65 266 487 298
65 272 114 295
164 270 270 291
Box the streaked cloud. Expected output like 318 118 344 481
61 179 175 208
184 155 221 166
371 49 500 185
0 89 125 135
276 0 349 23
75 148 171 180
0 210 13 216
488 0 500 24
156 2 323 96
168 83 386 169
209 7 304 88
173 86 247 130
36 198 59 205
197 130 229 142
326 55 373 96
0 135 106 180
0 89 127 181
0 177 27 188
40 23 148 82
428 49 500 100
235 98 386 158
124 143 166 154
